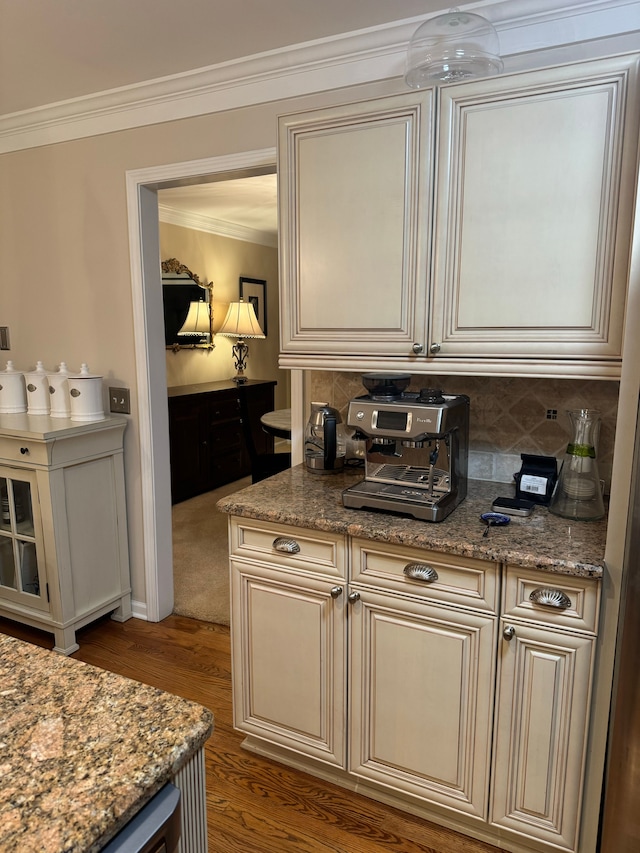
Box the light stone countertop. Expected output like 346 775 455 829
217 464 607 578
0 634 213 853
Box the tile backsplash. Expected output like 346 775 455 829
309 372 620 489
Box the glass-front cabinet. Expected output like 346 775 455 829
0 468 48 611
0 415 132 654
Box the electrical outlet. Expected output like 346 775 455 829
0 327 9 350
109 387 131 414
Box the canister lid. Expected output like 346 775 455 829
71 362 103 380
24 360 49 379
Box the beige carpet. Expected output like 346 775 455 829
172 476 251 625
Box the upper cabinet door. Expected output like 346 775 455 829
279 92 434 357
431 55 640 361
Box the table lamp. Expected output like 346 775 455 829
217 299 265 384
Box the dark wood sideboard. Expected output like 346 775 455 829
167 379 276 503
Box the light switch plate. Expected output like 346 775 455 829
109 387 131 414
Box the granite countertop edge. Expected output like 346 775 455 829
218 466 606 579
0 635 214 853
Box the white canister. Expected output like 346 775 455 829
47 362 71 418
68 364 105 422
0 361 27 413
24 361 50 415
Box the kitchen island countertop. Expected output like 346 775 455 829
0 633 213 853
217 464 606 578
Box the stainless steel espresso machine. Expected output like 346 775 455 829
342 374 470 522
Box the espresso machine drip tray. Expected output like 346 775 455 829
369 463 450 491
343 479 455 521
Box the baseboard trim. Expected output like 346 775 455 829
131 599 148 621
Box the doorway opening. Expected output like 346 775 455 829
126 149 284 622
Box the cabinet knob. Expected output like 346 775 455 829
412 343 424 354
348 591 360 604
429 342 441 354
273 537 301 554
403 563 438 583
529 588 572 609
503 625 516 641
20 447 29 455
330 586 343 599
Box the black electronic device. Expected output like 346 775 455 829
492 496 536 517
514 454 558 505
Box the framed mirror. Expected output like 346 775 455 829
162 258 214 351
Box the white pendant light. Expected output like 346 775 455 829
405 7 503 88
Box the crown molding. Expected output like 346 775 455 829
0 0 638 154
158 203 278 248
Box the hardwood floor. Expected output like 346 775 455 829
1 614 505 853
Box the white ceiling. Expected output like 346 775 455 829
159 175 279 241
0 0 450 117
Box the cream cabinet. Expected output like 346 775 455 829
491 567 600 851
278 91 434 357
278 54 640 377
229 517 602 853
348 538 498 820
431 54 640 363
0 415 131 654
230 520 499 819
230 518 348 767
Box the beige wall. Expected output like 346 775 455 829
0 78 402 607
160 222 289 407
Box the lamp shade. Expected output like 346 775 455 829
405 8 503 87
217 299 265 339
177 300 210 336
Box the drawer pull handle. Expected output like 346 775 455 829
529 588 572 609
348 591 360 603
503 625 516 641
403 563 438 583
330 586 343 599
273 537 301 554
20 447 29 455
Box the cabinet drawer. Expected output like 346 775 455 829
503 566 600 634
211 450 246 485
351 538 499 613
231 518 346 579
210 423 243 452
208 395 241 424
0 437 49 466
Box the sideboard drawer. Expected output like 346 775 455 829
0 437 49 467
208 394 241 424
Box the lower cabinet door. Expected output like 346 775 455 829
231 560 347 767
348 587 497 819
0 467 49 613
491 619 595 851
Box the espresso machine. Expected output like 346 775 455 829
342 374 469 522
